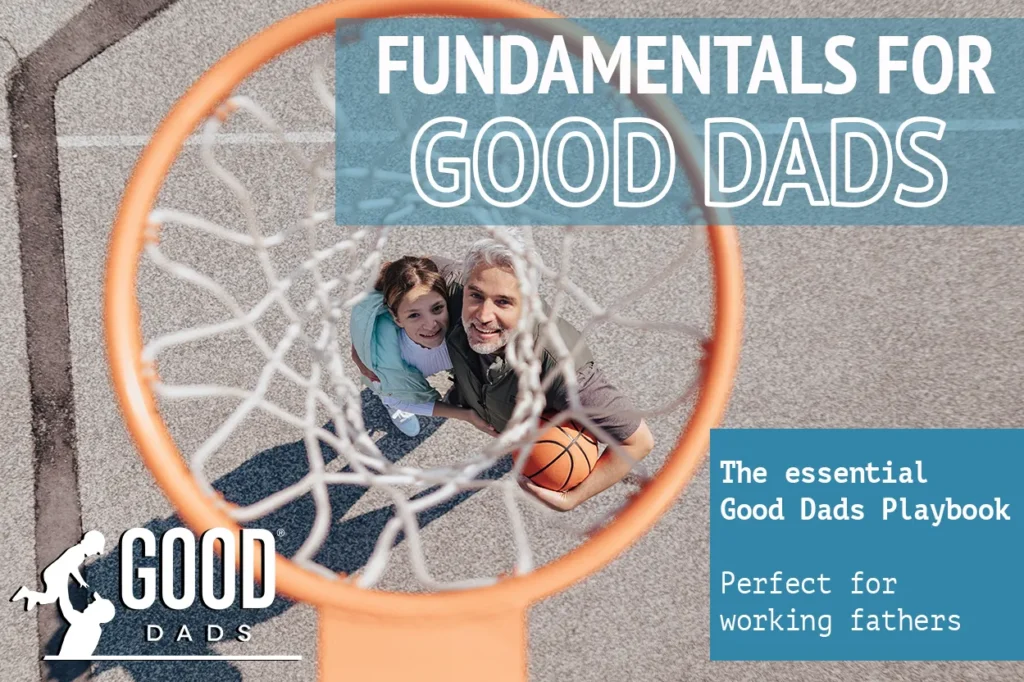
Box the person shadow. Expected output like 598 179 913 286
44 390 513 682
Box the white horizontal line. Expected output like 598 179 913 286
0 131 337 150
43 655 302 661
0 118 1020 152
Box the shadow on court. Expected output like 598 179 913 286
43 390 512 682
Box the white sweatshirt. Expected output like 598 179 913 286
378 330 453 416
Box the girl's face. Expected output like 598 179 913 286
394 284 449 348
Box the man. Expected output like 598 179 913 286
433 234 655 512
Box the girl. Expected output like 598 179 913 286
11 530 104 611
350 256 494 438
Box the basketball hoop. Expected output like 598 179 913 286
105 1 744 679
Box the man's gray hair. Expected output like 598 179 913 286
461 228 526 282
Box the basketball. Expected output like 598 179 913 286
517 417 602 492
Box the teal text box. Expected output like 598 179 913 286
710 429 1024 661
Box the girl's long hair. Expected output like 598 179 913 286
374 256 448 315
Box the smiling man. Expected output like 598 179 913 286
433 234 655 512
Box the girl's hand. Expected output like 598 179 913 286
464 410 498 436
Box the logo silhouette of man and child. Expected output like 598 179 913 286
10 530 115 658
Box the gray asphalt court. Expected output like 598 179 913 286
2 0 1023 681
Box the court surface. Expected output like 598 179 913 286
2 0 1023 681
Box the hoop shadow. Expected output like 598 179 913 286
43 390 512 682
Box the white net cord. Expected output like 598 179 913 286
137 29 712 592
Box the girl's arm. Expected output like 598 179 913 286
69 566 88 588
431 403 497 436
381 395 435 417
382 396 497 436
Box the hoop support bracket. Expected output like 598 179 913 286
319 604 528 681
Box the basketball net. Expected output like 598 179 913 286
136 17 714 594
103 3 748 679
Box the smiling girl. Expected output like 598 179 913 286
350 257 495 438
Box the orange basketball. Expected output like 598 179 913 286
517 418 601 492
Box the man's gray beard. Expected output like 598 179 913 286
463 318 510 355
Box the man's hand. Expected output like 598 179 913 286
520 420 655 512
464 410 498 437
518 476 578 512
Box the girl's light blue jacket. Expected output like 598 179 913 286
350 290 439 404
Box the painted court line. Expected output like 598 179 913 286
7 0 184 678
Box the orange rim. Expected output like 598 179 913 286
105 0 744 617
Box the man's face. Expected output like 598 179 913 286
462 264 521 354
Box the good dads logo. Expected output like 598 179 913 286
10 527 276 659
